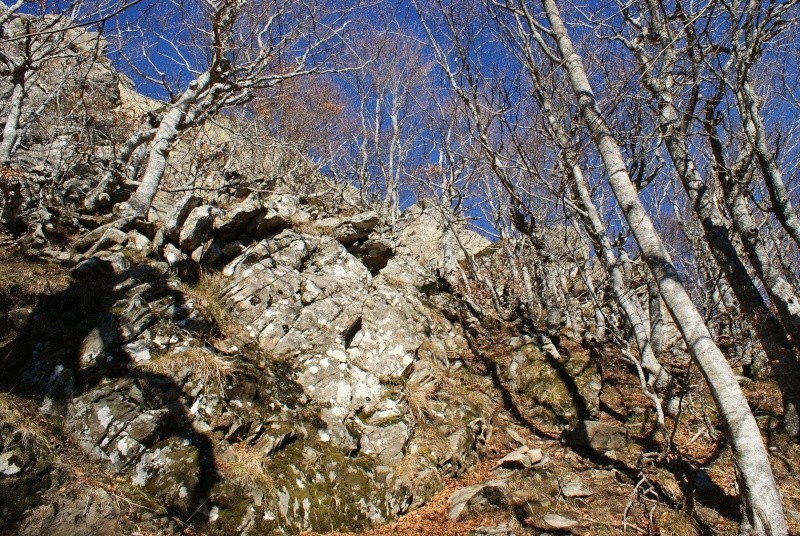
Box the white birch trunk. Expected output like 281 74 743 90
125 72 212 217
0 73 25 166
540 0 786 531
739 79 800 249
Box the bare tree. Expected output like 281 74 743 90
533 0 785 531
600 0 800 439
97 0 359 218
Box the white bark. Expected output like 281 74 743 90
125 72 213 216
0 74 25 166
540 0 786 532
85 128 156 211
622 4 800 438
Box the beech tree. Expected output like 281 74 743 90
414 0 788 531
94 0 360 218
598 0 800 439
535 0 786 531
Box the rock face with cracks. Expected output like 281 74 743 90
0 190 493 535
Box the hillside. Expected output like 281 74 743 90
2 4 800 536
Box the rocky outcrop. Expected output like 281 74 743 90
1 190 493 535
505 338 602 426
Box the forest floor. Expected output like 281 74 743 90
306 335 800 536
2 242 799 536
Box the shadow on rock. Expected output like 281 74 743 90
0 255 218 526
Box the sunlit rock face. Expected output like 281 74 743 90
3 190 492 535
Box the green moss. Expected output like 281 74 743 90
206 438 402 535
515 344 600 426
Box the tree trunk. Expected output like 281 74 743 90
739 78 800 250
647 279 664 356
569 159 671 395
626 26 800 437
85 128 156 212
0 70 25 166
540 0 786 531
125 72 212 217
662 105 800 438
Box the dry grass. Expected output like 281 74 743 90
0 392 50 451
217 443 273 489
181 271 246 341
406 376 440 424
139 347 234 391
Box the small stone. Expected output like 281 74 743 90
448 480 508 520
164 194 203 242
506 426 527 445
163 243 183 267
191 240 222 265
543 513 580 529
497 446 532 469
507 336 524 349
122 340 151 362
83 227 128 258
526 448 543 465
180 205 215 252
127 230 151 251
71 257 107 279
560 480 593 498
0 450 23 475
210 338 240 355
562 420 627 451
8 308 32 330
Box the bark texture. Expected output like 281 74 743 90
540 0 787 532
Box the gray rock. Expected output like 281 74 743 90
164 194 203 242
79 316 119 366
179 205 215 252
121 340 151 363
214 196 263 240
191 240 222 265
0 449 24 475
497 446 534 469
448 480 508 520
163 242 184 267
543 513 580 530
93 251 131 274
65 381 167 472
73 217 136 252
82 227 128 258
8 308 32 330
561 420 627 452
560 479 593 498
117 294 156 343
127 229 152 251
359 421 409 465
331 211 380 245
513 343 602 426
254 209 290 236
357 236 394 271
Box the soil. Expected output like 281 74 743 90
305 332 800 535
